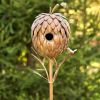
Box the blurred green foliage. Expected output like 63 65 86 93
0 0 100 100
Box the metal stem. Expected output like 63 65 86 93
49 59 54 100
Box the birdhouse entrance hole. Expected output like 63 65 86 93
45 33 53 41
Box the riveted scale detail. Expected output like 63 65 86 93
31 13 70 58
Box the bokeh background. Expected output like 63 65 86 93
0 0 100 100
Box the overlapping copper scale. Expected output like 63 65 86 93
31 13 70 58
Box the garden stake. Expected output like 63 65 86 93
31 3 77 100
49 59 54 100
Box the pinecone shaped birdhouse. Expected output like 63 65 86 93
31 13 70 58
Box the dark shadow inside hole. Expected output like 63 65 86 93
45 33 53 41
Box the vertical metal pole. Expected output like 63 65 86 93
49 59 53 100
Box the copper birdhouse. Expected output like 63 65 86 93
31 13 70 58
